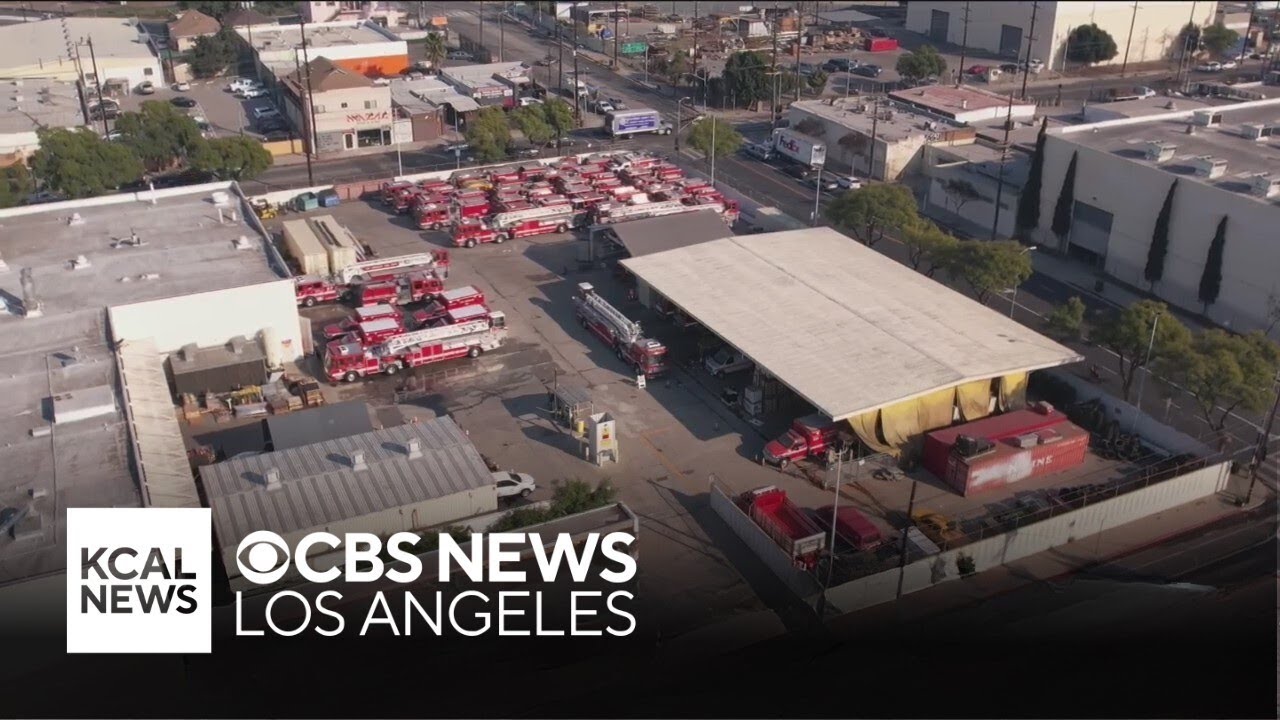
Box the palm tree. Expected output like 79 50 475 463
423 33 447 73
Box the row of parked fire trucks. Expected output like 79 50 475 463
378 152 740 248
293 251 452 308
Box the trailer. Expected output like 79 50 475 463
573 282 668 378
771 128 827 167
743 486 826 570
323 312 507 382
605 108 673 137
336 251 451 285
282 219 331 276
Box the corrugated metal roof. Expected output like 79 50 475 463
264 400 375 451
203 416 491 549
621 228 1082 421
607 211 734 258
117 339 202 508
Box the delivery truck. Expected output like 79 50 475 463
606 108 673 138
771 127 827 167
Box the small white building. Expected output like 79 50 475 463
0 78 85 158
282 57 397 154
889 85 1037 125
0 17 164 90
906 1 1218 70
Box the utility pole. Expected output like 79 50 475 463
794 2 802 101
956 1 971 87
557 17 564 100
867 97 880 180
1243 373 1280 505
479 1 485 59
990 92 1016 240
300 18 318 186
692 1 700 109
613 1 620 69
85 37 109 137
1020 1 1039 100
573 21 581 122
1120 1 1139 78
770 0 780 129
499 1 505 63
1175 1 1198 90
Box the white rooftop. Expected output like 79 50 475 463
0 17 155 72
237 20 399 52
621 228 1081 421
441 61 531 90
0 78 85 137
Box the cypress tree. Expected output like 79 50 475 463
1051 151 1078 242
1198 216 1227 312
1144 179 1177 288
1015 118 1049 240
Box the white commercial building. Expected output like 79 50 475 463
906 1 1218 70
0 17 164 89
0 78 85 158
282 57 400 154
1027 97 1280 333
237 19 409 78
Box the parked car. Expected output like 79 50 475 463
1195 61 1222 72
535 56 553 66
170 96 198 108
999 62 1020 73
703 346 752 376
136 80 155 95
258 116 288 132
1219 58 1239 70
852 64 882 77
493 471 536 499
805 172 840 192
967 64 990 75
595 101 616 114
822 58 851 72
743 141 774 161
227 78 261 93
253 106 281 120
519 96 543 106
447 50 474 60
545 136 577 148
240 87 269 99
784 164 814 181
835 174 864 190
513 146 541 159
1025 58 1045 73
1133 85 1157 99
605 96 627 110
173 81 191 91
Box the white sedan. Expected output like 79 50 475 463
1195 61 1222 72
493 471 536 499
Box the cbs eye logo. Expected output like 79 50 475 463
236 530 292 585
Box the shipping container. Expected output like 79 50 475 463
923 403 1068 479
943 422 1089 496
865 36 899 52
281 218 331 277
309 214 361 274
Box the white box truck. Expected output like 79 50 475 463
606 108 673 137
771 128 826 167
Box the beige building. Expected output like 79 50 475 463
907 1 1218 70
0 17 163 90
283 57 398 154
167 9 221 53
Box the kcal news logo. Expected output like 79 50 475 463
66 508 212 654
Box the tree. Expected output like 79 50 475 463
896 45 947 84
423 32 447 71
1065 24 1119 65
177 1 230 20
543 99 576 139
114 101 207 173
1045 296 1087 341
719 50 771 107
1015 118 1048 240
1051 151 1077 243
189 28 238 78
824 183 919 247
1093 300 1192 402
1200 22 1239 56
464 106 512 162
794 117 824 137
193 136 273 180
1199 216 1227 312
807 69 828 92
942 178 981 215
1144 180 1177 289
1179 23 1202 56
511 105 554 146
1267 293 1280 338
0 163 34 208
901 221 957 277
686 116 743 158
1160 331 1280 431
947 240 1034 305
29 128 144 198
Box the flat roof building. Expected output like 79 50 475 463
0 17 164 89
888 85 1037 125
0 78 85 158
281 57 398 155
1027 97 1280 333
202 415 498 589
622 228 1080 451
440 61 533 109
238 20 409 78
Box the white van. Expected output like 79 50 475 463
704 346 753 376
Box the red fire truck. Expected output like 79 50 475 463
380 180 412 205
323 311 507 382
295 276 342 307
344 316 407 348
491 205 584 241
414 202 452 230
411 285 486 327
453 221 503 248
572 282 668 378
455 197 492 221
322 303 400 341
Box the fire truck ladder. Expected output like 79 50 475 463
491 204 576 229
600 200 707 223
337 252 445 285
575 283 641 345
381 317 494 355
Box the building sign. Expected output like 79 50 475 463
346 111 391 124
472 85 509 99
620 42 648 55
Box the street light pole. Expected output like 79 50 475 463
1009 246 1037 318
1132 311 1161 432
710 117 717 186
1243 374 1280 505
1120 1 1140 78
811 160 823 226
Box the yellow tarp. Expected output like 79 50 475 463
956 379 994 421
880 398 922 448
916 387 958 434
998 372 1029 412
848 410 895 456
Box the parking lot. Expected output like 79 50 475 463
112 77 285 139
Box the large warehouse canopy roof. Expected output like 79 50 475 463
622 228 1081 421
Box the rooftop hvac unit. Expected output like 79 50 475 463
1190 155 1226 179
1240 123 1266 141
1145 141 1176 163
1191 109 1221 127
1250 173 1280 199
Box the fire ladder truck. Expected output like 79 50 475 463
490 205 582 237
336 251 451 285
573 282 668 378
324 312 507 382
593 199 718 225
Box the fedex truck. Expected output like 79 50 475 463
771 128 826 167
606 108 673 138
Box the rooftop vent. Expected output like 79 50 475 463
228 336 247 355
52 385 116 424
180 343 198 362
1190 155 1227 179
1250 173 1280 199
406 437 422 459
351 450 368 471
1191 109 1221 127
1241 122 1267 141
67 212 84 226
211 190 231 206
960 99 968 110
1145 140 1176 163
264 467 282 491
71 254 91 270
233 235 253 250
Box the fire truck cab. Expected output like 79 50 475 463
295 276 341 307
411 285 486 327
453 221 502 248
414 203 452 230
322 303 400 341
349 281 401 307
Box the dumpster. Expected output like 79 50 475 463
293 192 319 212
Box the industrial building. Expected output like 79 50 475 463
906 1 1218 70
203 415 498 589
585 210 734 262
237 19 409 79
390 75 479 141
1027 96 1280 333
0 17 164 88
0 182 302 587
621 228 1081 453
0 79 86 159
439 61 534 110
888 85 1037 125
282 57 404 154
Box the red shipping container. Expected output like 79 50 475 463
923 404 1067 479
865 36 899 52
943 422 1089 496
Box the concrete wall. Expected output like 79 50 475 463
1033 126 1277 333
822 459 1231 614
923 151 1021 239
787 104 930 181
108 280 305 362
906 1 1218 70
708 482 821 598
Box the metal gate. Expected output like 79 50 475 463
999 24 1023 57
929 9 950 43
